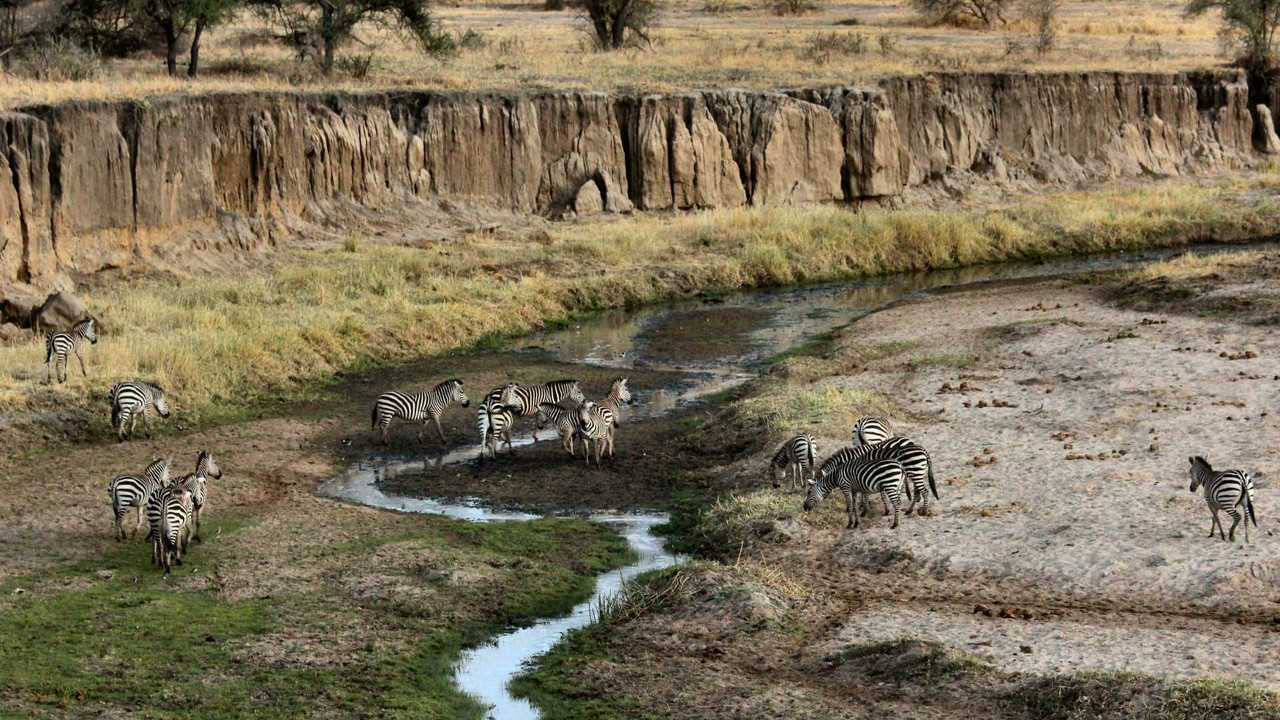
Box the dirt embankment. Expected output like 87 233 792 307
1 70 1273 294
527 252 1280 718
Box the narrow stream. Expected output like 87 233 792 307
315 240 1274 720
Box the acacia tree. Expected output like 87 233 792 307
1186 0 1280 70
138 0 237 76
579 0 656 50
910 0 1009 27
254 0 449 75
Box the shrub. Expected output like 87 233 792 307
911 0 1010 28
579 0 656 50
333 52 378 77
799 31 866 64
1022 0 1061 54
1185 0 1279 70
774 0 815 15
8 36 101 80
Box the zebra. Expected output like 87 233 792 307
769 434 818 492
110 381 171 441
172 451 222 543
817 436 939 516
535 402 584 456
371 379 470 445
108 457 171 541
478 379 584 451
576 378 634 466
852 416 892 446
1188 456 1258 543
482 401 516 458
147 485 194 573
803 457 906 529
45 317 98 384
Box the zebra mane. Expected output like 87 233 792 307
1190 456 1213 473
547 379 579 389
441 378 463 386
816 446 864 478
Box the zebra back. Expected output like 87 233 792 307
853 416 892 446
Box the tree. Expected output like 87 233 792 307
910 0 1009 28
137 0 238 76
1185 0 1280 70
254 0 450 75
578 0 656 50
186 0 237 76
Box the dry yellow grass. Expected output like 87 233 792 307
0 174 1275 427
0 0 1228 110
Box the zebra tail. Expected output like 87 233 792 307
805 441 815 474
111 403 122 431
477 407 490 447
1247 493 1259 528
928 459 939 500
371 404 377 430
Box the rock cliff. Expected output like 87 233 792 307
0 70 1267 288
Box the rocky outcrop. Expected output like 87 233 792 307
0 71 1265 289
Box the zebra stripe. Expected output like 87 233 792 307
817 436 938 516
108 457 170 541
371 379 470 445
577 378 633 466
110 381 171 441
1189 456 1258 543
171 451 222 543
770 434 818 492
535 403 583 456
483 403 516 458
478 380 584 450
803 457 906 529
148 485 193 573
45 317 97 384
852 416 892 446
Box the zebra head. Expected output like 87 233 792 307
152 387 171 417
611 378 634 405
801 478 827 512
566 381 585 405
198 450 223 480
499 382 522 410
76 317 98 344
1189 456 1213 492
535 403 556 429
447 379 469 407
578 400 598 424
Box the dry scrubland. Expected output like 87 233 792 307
2 175 1278 441
0 0 1227 109
514 249 1280 719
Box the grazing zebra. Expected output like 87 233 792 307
478 379 584 451
852 416 892 447
769 434 818 492
45 317 98 384
1189 456 1258 543
371 379 470 445
482 402 516 458
172 451 222 543
817 436 938 516
148 485 194 573
535 403 584 456
803 457 906 529
108 457 171 541
110 381 171 441
576 378 634 466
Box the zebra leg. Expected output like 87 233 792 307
1227 508 1242 542
1210 508 1223 540
844 489 857 528
142 411 152 439
884 490 899 529
433 416 447 445
905 478 918 516
134 505 145 537
75 348 88 378
114 511 124 542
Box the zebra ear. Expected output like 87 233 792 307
806 478 816 486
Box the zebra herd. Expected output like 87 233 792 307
108 451 223 573
371 376 635 465
780 417 1260 542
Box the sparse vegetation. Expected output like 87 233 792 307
912 0 1011 27
1009 672 1280 720
1184 0 1279 70
773 0 816 15
251 0 451 74
579 0 657 50
1024 0 1062 53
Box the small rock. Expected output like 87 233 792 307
1020 645 1034 654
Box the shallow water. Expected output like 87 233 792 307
316 240 1276 720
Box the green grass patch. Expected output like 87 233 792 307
1009 671 1280 720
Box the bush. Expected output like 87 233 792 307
799 31 867 64
8 36 101 80
333 52 378 77
1022 0 1060 54
774 0 815 15
911 0 1010 28
1185 0 1279 70
455 27 486 49
579 0 656 50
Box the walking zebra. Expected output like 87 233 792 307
147 485 194 573
817 436 939 516
769 434 818 492
110 381 171 441
1189 456 1258 543
535 403 584 456
45 317 98 384
482 402 516 458
803 457 906 529
576 378 634 466
371 379 470 445
852 416 892 446
108 457 171 541
478 379 584 451
172 451 222 543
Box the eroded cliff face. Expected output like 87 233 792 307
0 70 1267 288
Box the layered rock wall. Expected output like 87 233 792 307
0 71 1267 287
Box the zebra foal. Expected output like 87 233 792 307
172 451 222 543
535 403 584 456
803 457 907 529
577 378 634 466
769 434 818 492
45 317 98 384
147 485 194 573
1188 456 1258 543
108 457 171 541
478 379 584 453
371 379 470 445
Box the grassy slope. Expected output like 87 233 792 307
3 176 1278 442
0 512 634 719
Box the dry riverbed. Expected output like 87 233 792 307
520 250 1280 719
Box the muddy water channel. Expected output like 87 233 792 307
316 242 1271 719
